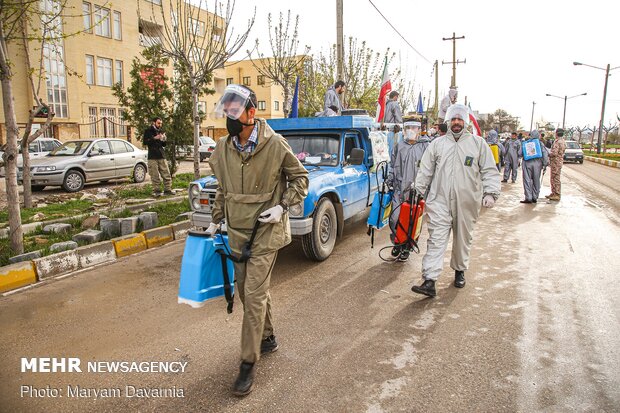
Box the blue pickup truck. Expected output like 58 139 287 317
188 115 391 261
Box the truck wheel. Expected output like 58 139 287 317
302 197 337 261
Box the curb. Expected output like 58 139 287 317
0 220 192 295
585 156 620 168
0 261 37 293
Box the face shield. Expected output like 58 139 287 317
403 121 421 141
445 104 470 126
213 85 253 120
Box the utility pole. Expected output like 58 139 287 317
530 101 536 131
597 64 610 154
433 60 439 118
336 0 344 82
442 32 465 88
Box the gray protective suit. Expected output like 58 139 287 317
384 99 404 124
438 89 458 120
503 137 521 182
485 130 504 171
323 86 342 112
518 130 549 202
388 136 431 237
414 129 501 281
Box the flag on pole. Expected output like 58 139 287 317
376 58 391 122
289 76 300 118
416 91 424 114
468 105 482 136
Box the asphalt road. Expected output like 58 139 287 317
0 162 619 412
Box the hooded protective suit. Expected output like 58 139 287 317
324 85 342 112
518 130 549 202
485 130 504 170
438 89 458 120
414 105 501 281
503 135 521 182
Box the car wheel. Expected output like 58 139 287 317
579 160 583 164
200 153 206 162
301 197 337 261
62 170 85 192
133 164 147 183
31 185 46 192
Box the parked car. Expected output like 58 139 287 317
19 138 148 192
0 137 62 176
187 116 390 261
563 140 584 164
199 136 216 161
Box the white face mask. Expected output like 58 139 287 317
405 130 418 141
428 128 437 136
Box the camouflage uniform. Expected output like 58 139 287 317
549 136 566 197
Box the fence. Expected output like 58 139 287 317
78 115 131 141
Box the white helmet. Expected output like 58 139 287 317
445 103 470 125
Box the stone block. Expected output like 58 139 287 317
170 220 191 240
138 212 158 230
0 261 37 293
49 241 78 253
76 241 116 268
42 223 72 234
33 250 79 280
120 217 139 236
81 214 100 230
72 229 103 244
100 218 121 238
9 250 43 264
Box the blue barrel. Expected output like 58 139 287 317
178 231 235 308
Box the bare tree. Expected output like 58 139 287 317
248 10 309 117
139 0 255 179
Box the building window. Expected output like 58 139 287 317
188 18 204 36
257 101 266 111
197 101 207 115
115 60 123 86
113 11 122 40
85 55 94 85
242 76 251 86
274 101 280 111
96 57 113 87
83 2 92 33
42 0 68 118
257 75 265 86
100 107 116 137
226 77 233 85
147 0 162 5
118 109 127 137
88 106 98 137
94 5 111 37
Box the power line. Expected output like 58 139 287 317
367 0 432 65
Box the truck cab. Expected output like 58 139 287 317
188 116 390 261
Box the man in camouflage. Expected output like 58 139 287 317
547 128 566 201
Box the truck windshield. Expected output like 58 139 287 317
284 135 339 166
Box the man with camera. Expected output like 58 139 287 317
143 116 173 196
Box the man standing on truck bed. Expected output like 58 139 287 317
324 80 345 113
412 104 501 298
207 84 309 396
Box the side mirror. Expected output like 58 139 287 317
349 148 365 165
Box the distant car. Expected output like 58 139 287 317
198 136 216 161
563 140 584 164
0 137 62 176
19 138 148 192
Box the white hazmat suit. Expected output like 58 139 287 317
414 104 501 281
438 89 458 121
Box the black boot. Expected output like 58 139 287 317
232 362 256 396
398 249 410 262
411 279 436 297
260 335 279 354
454 270 466 288
391 245 402 258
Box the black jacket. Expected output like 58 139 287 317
143 125 166 160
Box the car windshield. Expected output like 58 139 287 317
200 137 215 145
284 134 340 167
49 141 92 156
566 141 581 149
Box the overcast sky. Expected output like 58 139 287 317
227 0 619 130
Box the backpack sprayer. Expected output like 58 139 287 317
367 161 392 248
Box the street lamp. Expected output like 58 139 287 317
545 92 587 129
573 61 620 153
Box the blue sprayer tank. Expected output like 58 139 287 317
178 231 235 308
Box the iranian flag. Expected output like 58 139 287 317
468 104 482 136
376 57 392 122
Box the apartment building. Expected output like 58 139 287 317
0 0 226 144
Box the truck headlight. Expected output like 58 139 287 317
36 166 56 172
191 197 200 210
190 184 200 197
289 203 303 217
